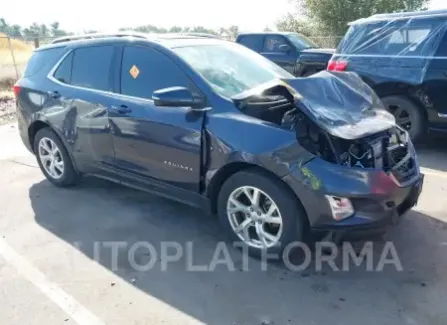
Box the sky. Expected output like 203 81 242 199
2 0 447 34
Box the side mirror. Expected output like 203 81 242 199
279 44 291 53
152 87 207 110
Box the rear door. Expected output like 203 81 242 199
109 45 205 192
261 35 297 74
46 45 117 175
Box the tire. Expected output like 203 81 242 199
33 128 81 187
217 169 307 258
381 95 426 141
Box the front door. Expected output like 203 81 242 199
109 45 205 192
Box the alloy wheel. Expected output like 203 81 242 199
226 186 283 249
38 137 65 179
385 103 412 131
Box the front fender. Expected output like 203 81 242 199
204 110 314 191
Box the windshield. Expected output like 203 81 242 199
286 33 319 50
173 43 292 98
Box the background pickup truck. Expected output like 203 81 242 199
235 32 334 77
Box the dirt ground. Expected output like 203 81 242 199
0 93 15 124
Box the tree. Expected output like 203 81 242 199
50 22 59 36
29 23 40 37
293 0 429 36
188 26 217 35
50 22 69 37
276 14 316 38
0 18 7 31
227 25 239 40
169 26 182 33
40 24 49 37
0 18 13 35
10 25 22 37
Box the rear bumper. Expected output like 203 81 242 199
283 156 424 235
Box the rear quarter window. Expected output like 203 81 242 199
237 35 264 52
24 47 64 77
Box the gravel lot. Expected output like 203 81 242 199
0 122 447 325
0 95 15 125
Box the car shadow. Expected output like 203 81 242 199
30 177 447 325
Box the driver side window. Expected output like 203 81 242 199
263 35 288 53
120 46 191 99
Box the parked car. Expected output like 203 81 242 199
235 32 333 76
14 34 424 256
301 9 447 141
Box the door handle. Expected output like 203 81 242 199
48 90 60 99
111 105 132 114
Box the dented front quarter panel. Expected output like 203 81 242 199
204 105 315 193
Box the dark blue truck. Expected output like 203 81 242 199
235 32 334 77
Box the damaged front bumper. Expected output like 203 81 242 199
283 156 424 235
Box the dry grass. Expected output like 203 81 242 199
0 90 15 124
0 76 16 90
0 32 33 81
0 90 13 98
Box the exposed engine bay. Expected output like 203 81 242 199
233 72 417 184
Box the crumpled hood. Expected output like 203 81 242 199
281 71 396 140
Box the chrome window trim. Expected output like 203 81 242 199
46 48 212 110
46 48 157 104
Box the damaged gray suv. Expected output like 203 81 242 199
15 34 424 256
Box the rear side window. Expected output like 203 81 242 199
53 52 73 84
24 48 63 77
237 35 264 52
70 46 114 91
263 35 288 53
120 46 190 99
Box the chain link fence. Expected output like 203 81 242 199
0 35 57 86
308 36 343 48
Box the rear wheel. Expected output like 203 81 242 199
217 169 307 257
34 128 81 187
381 95 426 141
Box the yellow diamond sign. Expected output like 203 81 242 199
129 65 140 79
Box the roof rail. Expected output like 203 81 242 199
177 33 222 39
350 9 447 25
51 32 148 44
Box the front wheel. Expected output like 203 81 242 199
217 169 307 257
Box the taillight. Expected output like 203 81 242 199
12 83 21 97
327 59 348 72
